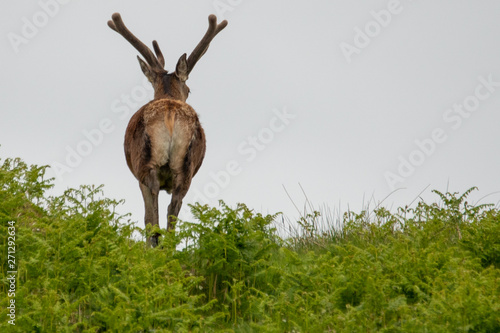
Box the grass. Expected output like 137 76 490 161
1 156 499 332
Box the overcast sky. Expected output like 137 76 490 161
2 0 500 230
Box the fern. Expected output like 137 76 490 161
1 155 499 332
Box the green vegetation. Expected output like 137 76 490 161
1 156 499 332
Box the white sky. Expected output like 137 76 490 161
2 0 500 230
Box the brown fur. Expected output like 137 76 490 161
124 99 206 239
108 12 226 247
164 108 176 135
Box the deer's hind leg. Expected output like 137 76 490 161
139 168 160 247
166 125 206 231
167 172 192 231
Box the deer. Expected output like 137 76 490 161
107 13 227 247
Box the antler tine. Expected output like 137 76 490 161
186 14 228 74
108 13 162 69
152 40 165 68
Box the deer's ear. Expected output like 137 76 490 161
137 56 154 83
175 53 189 82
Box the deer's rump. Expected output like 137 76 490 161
124 98 206 192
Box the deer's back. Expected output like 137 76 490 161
124 98 205 186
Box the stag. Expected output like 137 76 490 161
107 13 227 246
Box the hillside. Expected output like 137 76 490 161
1 156 499 332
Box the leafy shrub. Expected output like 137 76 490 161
1 156 499 332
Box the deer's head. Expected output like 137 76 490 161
108 13 227 102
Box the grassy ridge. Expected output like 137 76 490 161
1 156 499 332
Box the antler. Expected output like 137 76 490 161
187 14 228 74
108 13 164 70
